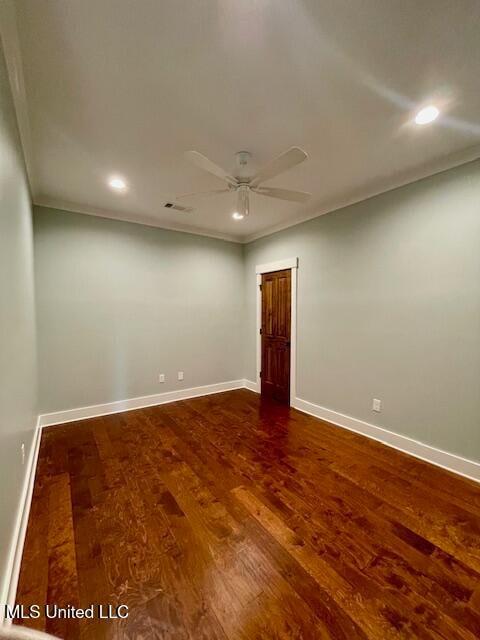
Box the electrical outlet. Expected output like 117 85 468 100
21 442 25 465
177 371 184 381
372 398 382 412
158 374 165 383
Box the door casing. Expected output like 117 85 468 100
255 257 298 406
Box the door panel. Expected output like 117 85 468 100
263 278 275 336
263 344 276 386
261 269 291 404
276 274 290 338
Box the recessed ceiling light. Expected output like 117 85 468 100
232 211 244 220
415 105 440 125
108 176 127 191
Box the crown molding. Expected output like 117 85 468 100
26 149 480 250
33 197 241 244
35 139 480 246
0 0 37 195
242 144 480 244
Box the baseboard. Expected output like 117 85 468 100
39 379 247 427
244 379 260 393
0 416 42 625
292 397 480 484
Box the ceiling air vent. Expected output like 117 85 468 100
163 202 193 213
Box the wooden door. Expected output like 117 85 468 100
261 269 291 404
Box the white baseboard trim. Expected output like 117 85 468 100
39 379 247 427
0 416 42 625
292 397 480 484
244 379 260 393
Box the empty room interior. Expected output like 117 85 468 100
1 1 480 639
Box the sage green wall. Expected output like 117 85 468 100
244 159 480 461
31 157 480 462
0 38 38 600
34 206 245 413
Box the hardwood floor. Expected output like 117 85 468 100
16 389 480 639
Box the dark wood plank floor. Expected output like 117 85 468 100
16 389 480 640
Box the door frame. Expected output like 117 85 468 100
256 257 298 405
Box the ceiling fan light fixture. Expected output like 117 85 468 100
237 184 250 217
232 211 244 220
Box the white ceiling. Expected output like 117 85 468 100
6 0 480 242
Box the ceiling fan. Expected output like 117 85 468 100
178 147 311 218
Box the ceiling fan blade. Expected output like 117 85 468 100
185 151 238 187
176 188 229 200
253 186 311 203
250 147 308 188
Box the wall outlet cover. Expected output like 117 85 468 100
372 398 382 412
